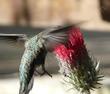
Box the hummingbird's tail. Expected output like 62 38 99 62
19 76 34 94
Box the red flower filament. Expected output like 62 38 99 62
54 28 87 67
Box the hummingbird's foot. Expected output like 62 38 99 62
41 64 52 77
34 68 52 77
41 70 52 77
34 70 42 75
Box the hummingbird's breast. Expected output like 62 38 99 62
33 48 47 66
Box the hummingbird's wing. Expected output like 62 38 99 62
42 24 74 51
0 33 27 47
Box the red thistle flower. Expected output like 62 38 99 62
54 28 86 68
54 27 103 93
67 28 86 63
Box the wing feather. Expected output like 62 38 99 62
0 33 27 47
41 24 74 51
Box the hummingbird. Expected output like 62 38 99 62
18 25 74 94
0 23 83 94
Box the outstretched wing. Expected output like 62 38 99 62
42 24 75 51
0 33 27 47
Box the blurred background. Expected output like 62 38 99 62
0 0 110 94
